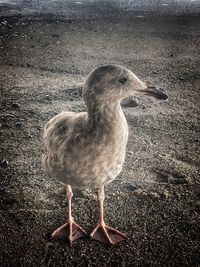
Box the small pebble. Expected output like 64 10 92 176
178 77 185 81
44 95 51 100
15 122 23 129
133 188 148 198
174 192 181 200
0 159 9 167
12 102 20 108
125 182 137 191
149 192 160 200
160 190 170 200
5 113 15 118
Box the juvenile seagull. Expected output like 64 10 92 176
43 65 168 245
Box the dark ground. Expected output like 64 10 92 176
0 1 200 266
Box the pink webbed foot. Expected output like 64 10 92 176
52 220 87 245
90 223 126 245
91 186 126 245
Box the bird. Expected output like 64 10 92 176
42 64 168 245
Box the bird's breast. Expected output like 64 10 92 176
43 107 129 188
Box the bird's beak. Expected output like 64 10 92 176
135 83 168 100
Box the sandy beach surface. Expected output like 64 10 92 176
0 1 200 266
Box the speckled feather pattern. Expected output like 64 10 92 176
43 104 128 189
43 65 147 189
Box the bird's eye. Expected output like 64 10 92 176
118 77 127 85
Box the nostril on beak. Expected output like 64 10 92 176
147 84 157 89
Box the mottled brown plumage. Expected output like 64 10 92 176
42 65 168 245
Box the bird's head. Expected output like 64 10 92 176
83 65 168 105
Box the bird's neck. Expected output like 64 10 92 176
87 100 125 131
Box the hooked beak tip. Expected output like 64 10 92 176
141 85 168 100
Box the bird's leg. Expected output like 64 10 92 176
90 186 126 245
51 185 87 245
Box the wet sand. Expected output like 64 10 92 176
0 3 200 267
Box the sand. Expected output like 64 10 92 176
0 2 200 266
